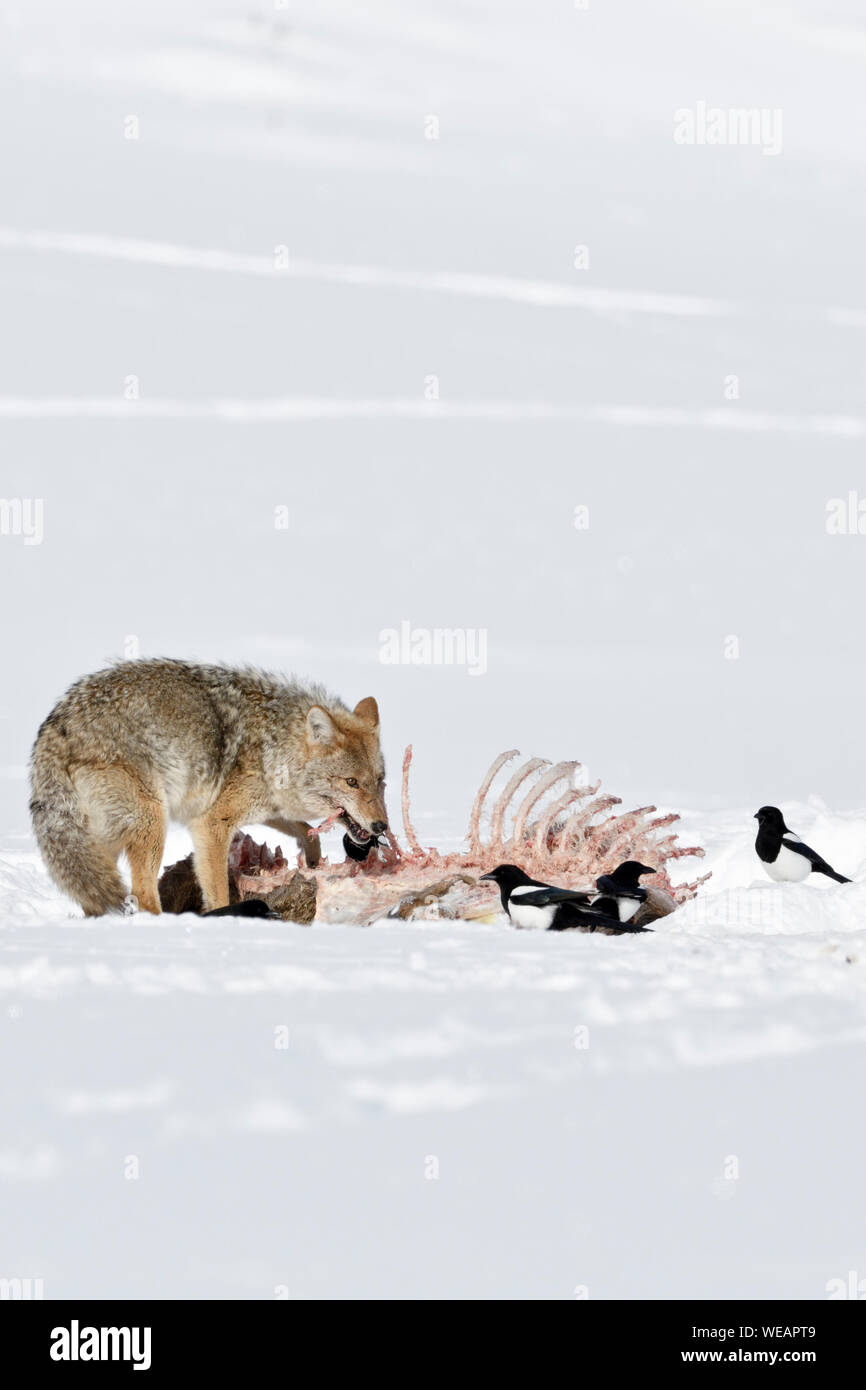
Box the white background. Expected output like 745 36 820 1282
2 0 866 835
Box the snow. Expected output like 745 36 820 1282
1 802 865 1298
2 0 866 1298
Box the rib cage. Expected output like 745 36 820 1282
296 747 710 913
396 747 708 901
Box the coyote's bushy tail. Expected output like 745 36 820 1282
29 738 127 916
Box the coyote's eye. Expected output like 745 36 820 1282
345 777 359 788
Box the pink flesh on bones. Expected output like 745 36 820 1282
307 809 346 838
228 746 710 923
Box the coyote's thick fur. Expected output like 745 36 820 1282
30 660 387 916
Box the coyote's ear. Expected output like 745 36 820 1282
353 696 379 728
306 705 337 746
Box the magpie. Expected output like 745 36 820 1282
754 806 851 885
343 831 382 863
590 860 657 923
479 864 651 935
203 899 277 918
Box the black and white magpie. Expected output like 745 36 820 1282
342 831 382 863
590 860 656 923
479 864 651 935
754 806 851 885
203 899 277 918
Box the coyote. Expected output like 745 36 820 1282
30 660 388 916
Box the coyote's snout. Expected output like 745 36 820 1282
29 660 387 916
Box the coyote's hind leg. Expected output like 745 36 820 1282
123 797 167 916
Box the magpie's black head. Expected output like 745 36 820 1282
755 806 786 831
342 832 380 863
604 860 656 887
479 864 536 892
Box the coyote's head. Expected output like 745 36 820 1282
301 696 388 846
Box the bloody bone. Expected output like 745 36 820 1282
228 833 289 878
307 810 345 838
176 746 708 925
389 747 708 894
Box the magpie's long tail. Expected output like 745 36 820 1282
548 915 652 935
820 865 851 884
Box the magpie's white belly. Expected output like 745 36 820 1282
507 901 555 930
589 894 639 922
763 844 811 883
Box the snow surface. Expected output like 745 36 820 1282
1 802 865 1299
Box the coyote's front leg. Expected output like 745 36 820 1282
189 810 236 911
